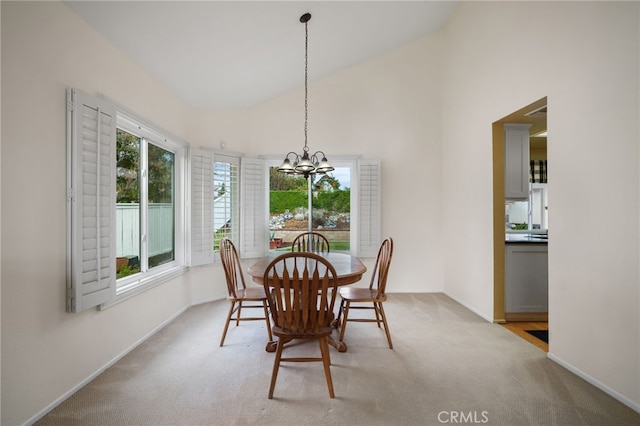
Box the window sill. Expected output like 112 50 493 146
99 264 187 310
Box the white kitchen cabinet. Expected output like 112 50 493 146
504 123 531 200
505 243 548 313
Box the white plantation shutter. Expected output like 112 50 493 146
357 159 382 257
190 149 214 266
240 157 267 258
66 89 117 312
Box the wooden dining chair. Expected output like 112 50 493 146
336 238 394 349
263 252 339 398
219 238 272 346
291 231 330 254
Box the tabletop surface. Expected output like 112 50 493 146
247 252 367 286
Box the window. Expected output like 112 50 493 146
115 118 183 293
189 151 250 264
67 89 187 312
265 158 381 257
213 155 239 251
268 166 352 252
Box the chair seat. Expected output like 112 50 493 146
234 286 268 301
272 311 335 339
272 325 333 339
339 286 387 303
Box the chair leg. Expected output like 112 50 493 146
336 297 345 324
373 302 383 328
220 300 236 347
319 337 335 398
377 302 393 349
338 300 350 342
262 300 273 342
235 301 242 326
268 338 284 399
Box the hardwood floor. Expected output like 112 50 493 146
501 321 548 352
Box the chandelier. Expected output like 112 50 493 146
278 12 333 178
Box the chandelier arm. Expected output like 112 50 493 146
284 151 300 161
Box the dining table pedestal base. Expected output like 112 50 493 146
330 337 348 352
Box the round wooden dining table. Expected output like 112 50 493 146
247 251 367 352
247 251 366 286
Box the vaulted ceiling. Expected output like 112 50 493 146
64 1 458 109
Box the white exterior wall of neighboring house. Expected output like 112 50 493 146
213 192 232 231
1 1 638 424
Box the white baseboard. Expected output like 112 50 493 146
443 291 494 323
191 296 225 306
444 291 640 414
547 352 640 414
26 306 189 426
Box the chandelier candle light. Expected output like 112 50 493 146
278 13 334 178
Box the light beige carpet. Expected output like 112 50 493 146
37 293 638 425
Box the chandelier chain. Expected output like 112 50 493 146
303 18 309 153
276 12 333 179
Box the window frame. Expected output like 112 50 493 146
112 113 187 298
263 156 381 257
265 158 354 251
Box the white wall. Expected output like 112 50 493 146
185 108 252 305
187 34 447 300
441 1 639 409
186 31 446 305
0 3 196 424
245 33 445 294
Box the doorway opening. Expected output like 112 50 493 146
492 97 548 335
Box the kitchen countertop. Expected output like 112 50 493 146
505 232 548 244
